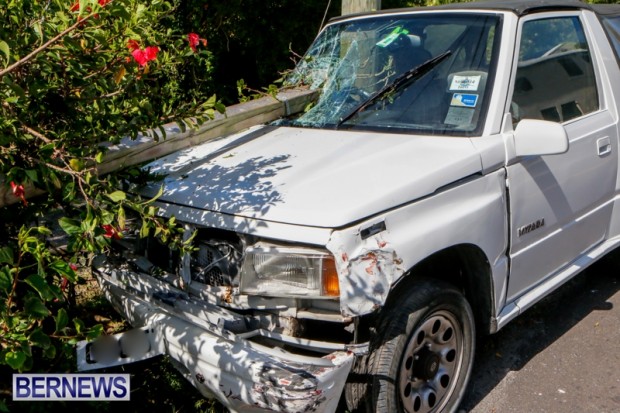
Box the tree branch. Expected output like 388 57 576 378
0 12 97 79
21 125 52 144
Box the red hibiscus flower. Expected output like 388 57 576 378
71 0 109 11
188 33 200 52
187 33 207 52
60 276 70 291
131 49 148 66
131 45 159 67
70 0 108 22
127 39 140 52
10 181 27 206
102 224 121 239
144 46 159 61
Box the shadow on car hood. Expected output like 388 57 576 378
139 125 483 228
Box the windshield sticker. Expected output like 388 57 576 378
444 107 475 126
376 26 409 48
449 75 481 91
451 93 478 108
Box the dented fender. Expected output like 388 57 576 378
328 170 508 321
328 233 405 317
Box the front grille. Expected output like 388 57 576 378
141 227 244 286
190 238 242 286
144 236 180 274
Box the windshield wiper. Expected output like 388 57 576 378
337 50 452 127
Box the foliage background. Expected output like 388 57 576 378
0 0 217 386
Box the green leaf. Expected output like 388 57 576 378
32 22 42 40
158 126 167 140
143 185 163 204
78 0 89 15
118 206 126 230
48 283 63 301
5 351 27 370
62 181 76 202
24 296 50 319
0 398 10 412
48 170 61 189
73 318 85 334
33 226 51 236
139 221 150 238
215 102 227 114
0 246 13 265
0 266 12 293
43 345 57 359
0 40 9 63
29 328 51 349
38 143 55 156
25 169 38 183
86 324 104 341
69 159 84 171
48 260 77 282
107 190 126 202
55 308 69 332
25 274 55 301
21 355 33 371
58 217 81 235
3 76 26 100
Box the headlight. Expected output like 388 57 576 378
239 244 340 298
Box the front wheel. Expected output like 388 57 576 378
368 279 476 413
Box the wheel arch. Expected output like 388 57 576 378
390 243 495 335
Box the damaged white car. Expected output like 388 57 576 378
78 1 620 412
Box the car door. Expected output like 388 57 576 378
506 13 618 301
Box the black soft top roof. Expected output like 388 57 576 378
427 0 590 15
591 4 620 17
329 0 594 24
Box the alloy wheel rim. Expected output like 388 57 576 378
398 310 464 413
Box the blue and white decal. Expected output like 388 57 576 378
450 93 478 108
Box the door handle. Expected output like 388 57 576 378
597 136 611 156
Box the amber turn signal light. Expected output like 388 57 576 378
322 257 340 297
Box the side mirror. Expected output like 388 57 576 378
514 119 569 157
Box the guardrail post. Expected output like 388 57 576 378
342 0 381 15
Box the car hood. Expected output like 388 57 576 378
140 125 483 228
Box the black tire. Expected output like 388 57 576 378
344 352 371 413
363 278 476 413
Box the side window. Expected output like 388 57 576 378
600 15 620 61
512 16 599 125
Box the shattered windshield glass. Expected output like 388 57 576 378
280 13 501 135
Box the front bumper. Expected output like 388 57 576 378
77 255 355 413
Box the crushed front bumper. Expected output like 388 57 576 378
77 256 355 413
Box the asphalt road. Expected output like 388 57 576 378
459 253 620 413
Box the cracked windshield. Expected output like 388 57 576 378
282 13 501 134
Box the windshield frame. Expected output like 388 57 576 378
279 11 505 137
